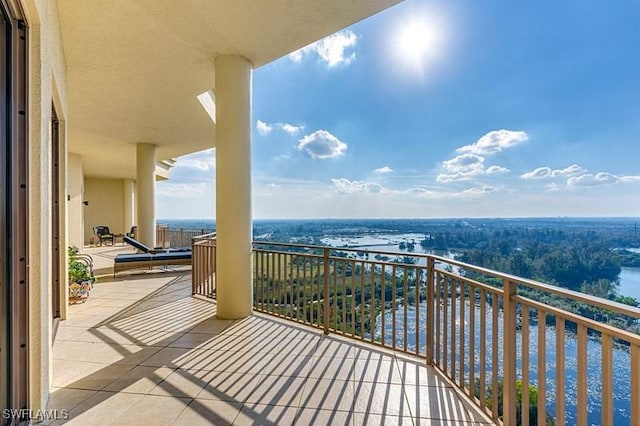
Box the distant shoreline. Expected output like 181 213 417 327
160 216 640 221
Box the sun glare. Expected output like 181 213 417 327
391 15 446 78
399 22 437 59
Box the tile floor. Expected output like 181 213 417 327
50 261 491 425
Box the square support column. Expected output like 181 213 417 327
215 55 253 319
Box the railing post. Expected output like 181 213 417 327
191 237 196 295
632 344 639 426
502 278 517 425
323 247 330 335
426 256 435 365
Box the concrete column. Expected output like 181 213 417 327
123 179 135 235
215 55 253 319
136 143 156 247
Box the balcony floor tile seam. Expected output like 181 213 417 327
403 381 491 424
47 387 100 415
59 362 172 392
352 381 413 414
231 402 304 426
244 376 306 408
297 376 356 413
352 413 414 426
108 394 193 426
293 407 359 426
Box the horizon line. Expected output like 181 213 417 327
157 216 640 221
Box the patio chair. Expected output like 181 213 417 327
93 225 115 246
123 235 191 253
126 226 137 239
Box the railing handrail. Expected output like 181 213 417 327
193 232 216 242
252 240 640 320
515 295 640 346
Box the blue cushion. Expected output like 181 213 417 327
114 253 153 263
152 252 192 261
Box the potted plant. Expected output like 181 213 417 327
68 246 95 303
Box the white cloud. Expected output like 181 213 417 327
520 167 552 179
456 130 529 156
442 153 485 173
437 153 485 182
436 172 474 183
297 130 347 159
567 172 640 188
486 165 510 174
266 183 281 188
288 50 303 63
174 149 215 172
271 154 291 161
256 120 273 135
437 131 521 183
406 185 493 199
329 177 493 199
374 166 394 174
545 182 561 192
518 165 640 189
460 186 495 196
280 123 304 135
520 164 586 179
289 30 358 68
331 178 388 194
620 175 640 183
157 182 210 198
257 120 304 136
551 164 585 177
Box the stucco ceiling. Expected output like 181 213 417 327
57 0 402 179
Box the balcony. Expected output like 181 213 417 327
51 245 488 425
193 235 640 425
54 233 640 425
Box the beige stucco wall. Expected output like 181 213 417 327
67 154 84 248
21 0 69 412
83 178 126 245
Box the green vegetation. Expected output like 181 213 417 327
68 246 94 284
477 379 554 425
458 243 620 291
616 249 640 267
450 236 638 331
253 251 424 336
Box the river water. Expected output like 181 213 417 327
343 235 637 424
619 267 640 300
373 303 633 425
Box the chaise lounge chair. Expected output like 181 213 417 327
123 235 190 253
113 251 192 276
114 235 192 276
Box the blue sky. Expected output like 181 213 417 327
158 0 640 219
